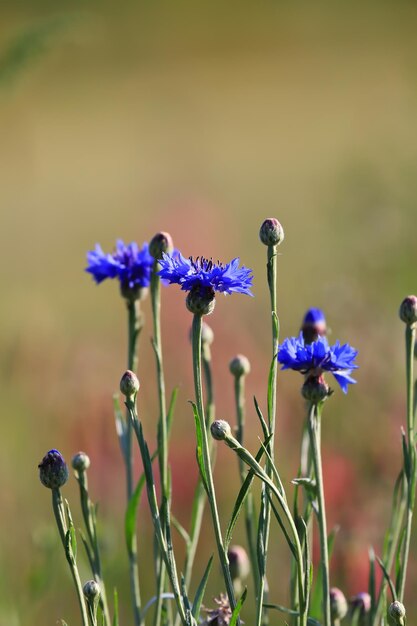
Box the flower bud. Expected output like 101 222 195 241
301 308 327 344
228 545 250 582
72 451 91 473
120 370 140 397
38 449 69 489
399 295 417 326
186 286 216 316
301 375 330 404
149 232 174 260
83 579 101 605
201 322 214 346
350 592 371 625
330 587 348 622
211 420 232 441
259 218 284 247
388 601 406 626
229 354 251 378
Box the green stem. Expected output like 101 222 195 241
234 373 260 594
258 243 279 626
77 471 111 626
397 324 416 602
192 314 238 620
52 489 89 626
151 262 169 626
126 298 142 626
308 403 331 626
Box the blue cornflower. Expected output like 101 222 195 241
158 253 253 296
278 332 358 393
303 307 326 326
301 307 327 344
86 240 153 299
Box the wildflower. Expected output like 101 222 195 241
202 594 233 625
350 592 371 625
388 601 406 626
301 307 327 344
229 354 251 378
120 370 140 398
210 420 232 441
259 218 284 247
399 294 417 327
72 451 91 473
159 253 253 315
330 587 348 622
149 231 174 260
85 240 153 301
38 449 69 489
228 545 250 583
278 333 358 394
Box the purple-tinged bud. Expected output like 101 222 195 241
301 308 327 344
120 370 140 397
350 592 371 624
229 354 251 378
388 600 406 626
399 295 417 327
38 449 69 489
330 587 348 622
186 286 216 316
211 420 232 441
149 232 174 260
83 580 101 612
259 218 284 247
228 545 250 582
301 375 331 404
72 451 90 473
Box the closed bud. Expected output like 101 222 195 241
72 451 90 473
350 592 371 625
38 449 69 489
330 587 348 621
301 308 327 344
120 370 140 397
201 322 214 346
229 354 251 378
388 601 406 626
228 545 250 582
211 420 232 441
186 286 216 316
149 232 174 260
259 218 284 247
83 580 101 614
301 375 331 404
399 295 417 326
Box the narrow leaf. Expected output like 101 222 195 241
230 588 247 626
192 555 213 619
253 396 269 441
376 555 397 601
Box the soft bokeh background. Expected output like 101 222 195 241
1 1 417 623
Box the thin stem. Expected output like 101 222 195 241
52 489 89 626
126 298 142 626
234 373 260 594
151 262 169 626
397 324 416 602
192 314 238 620
308 403 331 626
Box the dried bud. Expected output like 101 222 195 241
399 295 417 326
259 218 284 247
38 449 69 489
211 420 232 441
301 375 331 404
228 545 250 582
149 232 174 260
83 579 101 600
388 601 406 626
72 451 91 473
120 370 140 397
229 354 251 378
301 307 327 344
350 592 371 625
186 286 216 316
330 587 348 621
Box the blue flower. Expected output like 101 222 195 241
86 240 153 297
278 333 358 393
158 253 254 296
303 307 326 325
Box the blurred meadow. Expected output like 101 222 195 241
1 0 417 623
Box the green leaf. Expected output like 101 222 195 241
267 492 297 559
167 387 179 439
192 556 213 619
310 526 339 618
263 603 299 617
112 588 119 626
125 472 147 553
395 526 406 594
190 401 209 493
253 396 269 441
225 434 272 548
230 588 247 626
376 554 397 602
267 353 277 426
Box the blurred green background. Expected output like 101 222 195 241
1 1 417 623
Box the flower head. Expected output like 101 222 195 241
38 449 69 489
158 253 253 296
278 332 358 394
86 240 153 300
202 594 233 626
